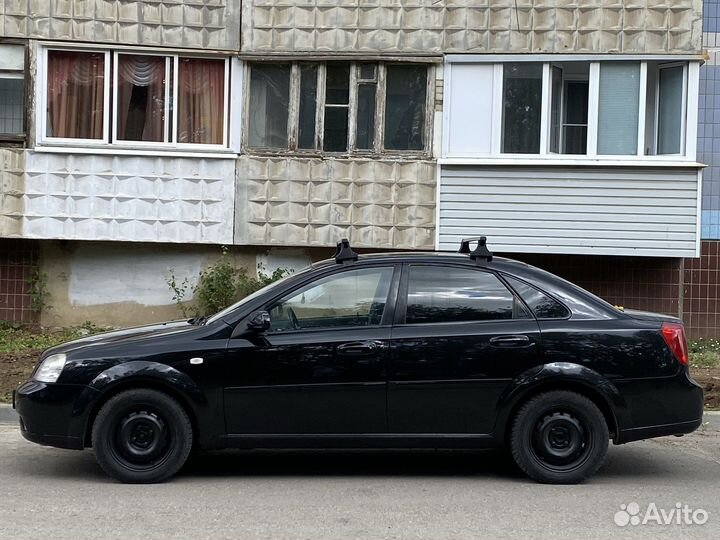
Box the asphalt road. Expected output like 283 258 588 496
0 415 718 540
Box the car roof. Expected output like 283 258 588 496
311 251 530 271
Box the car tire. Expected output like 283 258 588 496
510 390 609 484
91 389 193 483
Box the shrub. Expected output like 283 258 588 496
168 248 292 318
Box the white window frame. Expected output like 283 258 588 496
442 55 702 165
37 46 111 146
37 44 231 152
652 61 688 157
244 61 434 156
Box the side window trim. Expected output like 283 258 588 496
263 263 401 334
395 262 527 327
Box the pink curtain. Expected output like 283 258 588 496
117 55 166 142
177 58 224 145
46 51 105 139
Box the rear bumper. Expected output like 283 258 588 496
616 418 702 444
614 370 704 444
14 380 99 450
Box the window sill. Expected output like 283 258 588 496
33 144 238 159
439 156 705 168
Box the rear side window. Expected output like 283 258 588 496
504 275 570 319
405 265 525 324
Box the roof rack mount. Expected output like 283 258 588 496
458 236 493 263
334 238 359 264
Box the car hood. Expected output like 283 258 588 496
44 320 196 357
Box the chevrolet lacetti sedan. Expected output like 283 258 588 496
14 238 703 484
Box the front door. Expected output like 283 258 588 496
388 264 542 435
224 265 398 435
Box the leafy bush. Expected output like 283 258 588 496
167 247 291 317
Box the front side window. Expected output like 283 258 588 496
43 48 228 147
268 267 394 332
0 43 26 138
246 61 430 154
405 266 521 324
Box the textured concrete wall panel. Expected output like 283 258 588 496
0 149 25 237
242 0 703 54
19 152 235 244
236 156 436 250
0 0 241 51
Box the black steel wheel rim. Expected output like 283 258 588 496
110 406 172 472
530 409 593 472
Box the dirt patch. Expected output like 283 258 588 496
691 366 720 410
0 349 41 403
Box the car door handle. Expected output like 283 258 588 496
337 340 384 356
489 335 533 348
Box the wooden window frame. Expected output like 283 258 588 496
243 60 434 157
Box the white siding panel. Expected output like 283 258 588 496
438 166 699 257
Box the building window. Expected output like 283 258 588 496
246 61 431 154
46 50 106 140
444 59 696 161
597 62 641 155
502 63 543 154
42 47 229 148
0 44 26 139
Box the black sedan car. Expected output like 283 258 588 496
14 238 703 484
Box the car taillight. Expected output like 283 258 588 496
661 322 688 366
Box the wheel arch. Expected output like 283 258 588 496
495 363 624 444
81 362 206 448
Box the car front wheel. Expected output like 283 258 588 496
510 390 609 484
91 388 193 483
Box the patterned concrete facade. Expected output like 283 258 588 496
0 0 241 50
236 156 436 249
3 152 235 244
241 0 704 55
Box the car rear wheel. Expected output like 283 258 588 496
510 390 609 484
91 389 192 483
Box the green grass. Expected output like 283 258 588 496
689 350 720 369
0 322 107 355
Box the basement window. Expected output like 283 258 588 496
246 61 432 155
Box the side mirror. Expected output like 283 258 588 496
247 310 271 333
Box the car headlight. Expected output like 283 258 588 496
34 353 67 383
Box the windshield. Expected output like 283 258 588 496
205 265 314 324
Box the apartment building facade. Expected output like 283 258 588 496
0 1 711 335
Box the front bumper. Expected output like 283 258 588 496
14 380 100 450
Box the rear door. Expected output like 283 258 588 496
388 263 542 435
